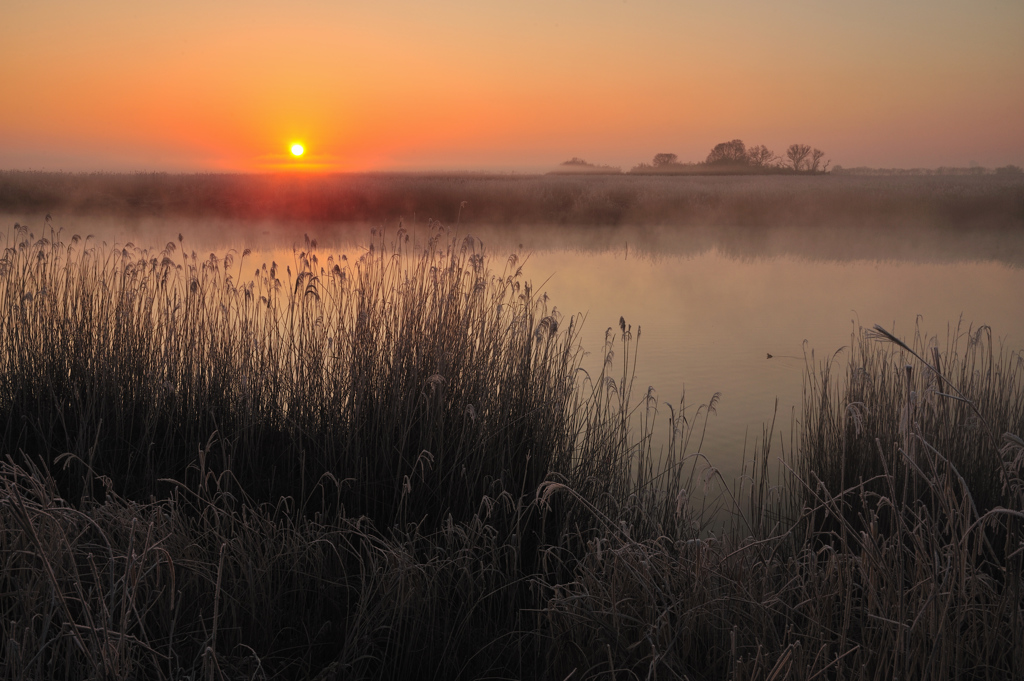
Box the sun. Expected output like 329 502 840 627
290 143 305 157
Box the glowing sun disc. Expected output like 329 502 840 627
290 143 305 157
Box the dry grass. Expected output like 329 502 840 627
1 223 1022 680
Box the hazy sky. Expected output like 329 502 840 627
3 0 1022 172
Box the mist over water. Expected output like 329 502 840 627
5 208 1024 483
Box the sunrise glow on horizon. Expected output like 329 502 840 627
2 1 1022 173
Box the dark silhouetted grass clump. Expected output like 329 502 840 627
801 321 1024 530
0 221 601 528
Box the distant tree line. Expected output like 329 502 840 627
552 147 1023 178
627 139 829 175
549 157 623 175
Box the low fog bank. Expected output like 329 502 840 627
2 171 1023 266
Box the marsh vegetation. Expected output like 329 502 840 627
1 218 1022 680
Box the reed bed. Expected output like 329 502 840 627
0 220 615 527
1 223 1022 680
801 321 1024 528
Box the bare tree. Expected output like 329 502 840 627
653 153 678 167
786 144 811 171
810 148 826 173
747 145 778 168
705 139 748 165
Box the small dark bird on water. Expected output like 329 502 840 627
766 353 773 359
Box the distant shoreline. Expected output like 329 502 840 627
2 170 1022 232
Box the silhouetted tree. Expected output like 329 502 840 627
705 139 748 165
810 148 826 172
653 153 678 166
747 145 778 168
787 144 811 171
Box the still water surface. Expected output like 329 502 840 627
7 213 1024 483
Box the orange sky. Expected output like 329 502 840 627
3 0 1022 172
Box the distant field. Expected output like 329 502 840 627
2 170 1022 229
